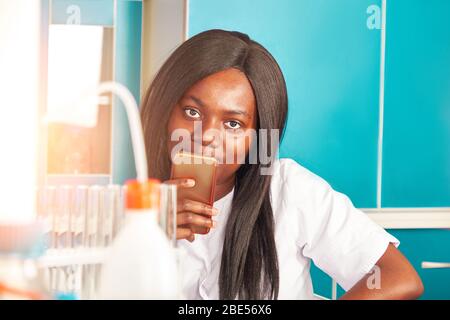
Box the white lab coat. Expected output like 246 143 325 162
177 158 399 299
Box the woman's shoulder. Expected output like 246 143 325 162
271 158 330 188
269 158 334 206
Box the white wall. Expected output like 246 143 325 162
141 0 187 94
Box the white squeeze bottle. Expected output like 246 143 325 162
98 179 179 299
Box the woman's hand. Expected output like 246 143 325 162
164 178 218 242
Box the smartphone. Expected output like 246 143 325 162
170 152 218 234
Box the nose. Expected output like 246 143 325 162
192 119 221 149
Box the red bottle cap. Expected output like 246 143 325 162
125 179 160 210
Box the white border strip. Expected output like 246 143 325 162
183 0 189 40
110 0 117 185
376 0 387 209
364 208 450 229
331 280 337 300
421 262 450 269
313 293 330 300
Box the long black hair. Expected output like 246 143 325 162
141 29 288 299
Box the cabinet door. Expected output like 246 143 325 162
382 0 450 207
190 0 381 209
390 230 450 300
334 229 450 300
189 0 450 300
380 0 450 300
189 0 383 299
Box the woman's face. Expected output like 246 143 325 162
167 68 257 185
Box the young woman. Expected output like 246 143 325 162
140 29 423 300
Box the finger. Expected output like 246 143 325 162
164 178 195 188
178 199 219 216
187 233 195 242
177 212 214 228
176 227 193 240
190 225 212 235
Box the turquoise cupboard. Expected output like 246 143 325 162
188 0 450 299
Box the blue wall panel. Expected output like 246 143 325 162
189 0 382 208
189 0 450 299
382 0 450 207
113 0 142 184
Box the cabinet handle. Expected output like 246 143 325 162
421 262 450 269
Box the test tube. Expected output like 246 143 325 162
92 186 111 296
57 185 74 295
36 185 56 293
36 185 56 249
84 186 101 247
159 183 178 247
71 185 88 249
160 183 185 299
69 185 88 297
36 184 126 299
98 185 119 247
57 185 73 249
112 185 126 238
82 185 101 299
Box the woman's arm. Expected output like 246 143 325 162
339 244 424 300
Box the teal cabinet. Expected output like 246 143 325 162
335 229 450 300
189 0 450 299
113 0 142 184
189 0 381 299
389 230 450 300
382 0 450 207
380 0 450 300
190 0 382 209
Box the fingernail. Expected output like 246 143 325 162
186 179 195 187
212 208 219 215
211 219 216 228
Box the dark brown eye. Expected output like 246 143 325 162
225 120 241 129
184 108 200 119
